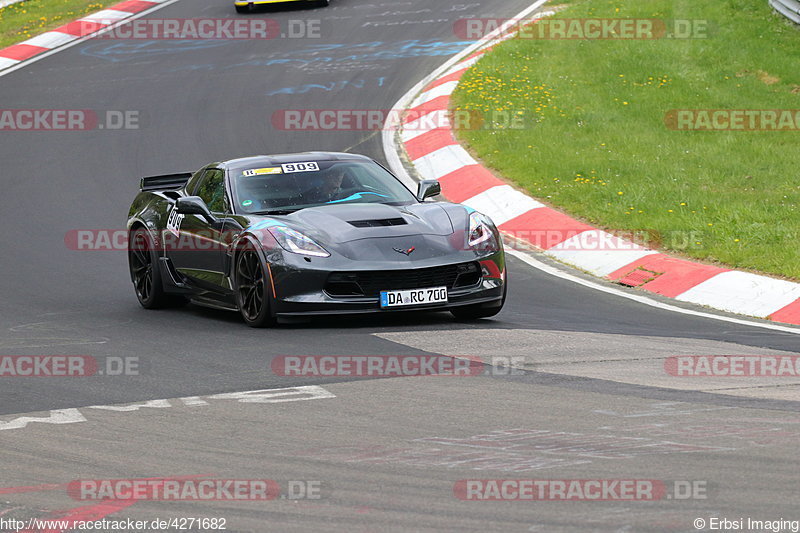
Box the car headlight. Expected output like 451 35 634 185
268 226 330 258
468 211 496 247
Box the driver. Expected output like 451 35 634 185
305 166 348 204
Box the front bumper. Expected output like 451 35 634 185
268 250 506 317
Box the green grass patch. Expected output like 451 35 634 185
451 0 800 280
0 0 107 49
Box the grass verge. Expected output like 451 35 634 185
451 0 800 280
0 0 107 49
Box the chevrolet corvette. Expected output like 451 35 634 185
127 152 506 327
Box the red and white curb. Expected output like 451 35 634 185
385 1 800 327
0 0 175 72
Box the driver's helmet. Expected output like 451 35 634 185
308 166 350 201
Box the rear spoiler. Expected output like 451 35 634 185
140 173 192 192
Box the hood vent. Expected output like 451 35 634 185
348 217 408 228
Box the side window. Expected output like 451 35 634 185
195 169 227 213
185 167 207 195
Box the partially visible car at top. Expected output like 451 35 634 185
235 0 328 14
127 152 506 327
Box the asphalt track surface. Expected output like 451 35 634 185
0 1 799 531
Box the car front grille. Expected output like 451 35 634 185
324 262 482 298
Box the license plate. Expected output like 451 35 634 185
380 287 448 308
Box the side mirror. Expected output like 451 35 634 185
176 196 217 224
416 180 441 201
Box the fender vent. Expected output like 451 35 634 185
348 218 407 228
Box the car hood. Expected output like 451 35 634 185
272 203 457 244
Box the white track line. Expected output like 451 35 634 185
508 248 800 335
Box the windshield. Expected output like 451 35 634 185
232 159 417 214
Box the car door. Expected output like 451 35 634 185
167 167 230 292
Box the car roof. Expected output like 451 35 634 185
220 152 372 171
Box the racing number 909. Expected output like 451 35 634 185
166 208 183 236
282 162 320 173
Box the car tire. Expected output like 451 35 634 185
235 4 249 13
234 243 277 328
317 0 329 6
129 227 183 309
450 273 507 320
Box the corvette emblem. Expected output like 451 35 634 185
393 246 416 256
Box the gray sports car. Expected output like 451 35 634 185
127 152 506 327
